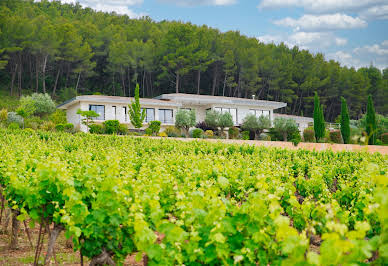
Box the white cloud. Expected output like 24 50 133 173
36 0 144 17
90 3 143 17
327 51 362 68
354 42 388 56
274 13 367 31
258 31 347 51
327 40 388 69
359 4 388 20
158 0 237 6
258 0 386 14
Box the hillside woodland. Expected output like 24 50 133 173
0 0 387 121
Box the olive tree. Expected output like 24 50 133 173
273 117 299 142
19 93 56 117
218 112 234 133
242 114 271 139
204 110 220 129
175 109 196 136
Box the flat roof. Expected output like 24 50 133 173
274 113 314 122
57 93 287 110
57 95 182 109
154 93 287 109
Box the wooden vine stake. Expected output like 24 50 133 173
9 209 20 249
89 248 115 266
44 222 63 265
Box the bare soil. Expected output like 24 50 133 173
0 220 143 265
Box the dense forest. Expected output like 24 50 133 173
0 0 387 121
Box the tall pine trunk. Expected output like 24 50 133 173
121 70 126 96
211 64 218 95
142 70 146 97
10 63 17 96
42 54 48 93
52 68 60 97
127 67 131 97
197 70 201 94
222 74 226 96
175 71 180 93
35 56 39 92
75 72 81 93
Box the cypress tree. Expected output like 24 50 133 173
340 97 350 144
313 92 325 142
366 95 377 145
128 84 146 129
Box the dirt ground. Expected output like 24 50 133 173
149 136 388 155
0 218 143 265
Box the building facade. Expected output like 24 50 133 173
57 93 293 132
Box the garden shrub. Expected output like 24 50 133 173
242 131 250 140
258 133 271 141
0 108 7 123
118 124 128 135
158 132 168 137
228 127 239 139
381 133 388 144
25 116 43 130
89 124 104 134
23 128 35 135
8 122 20 130
103 120 120 134
49 109 67 125
303 127 315 142
165 126 180 137
204 130 214 138
64 123 74 133
19 93 56 117
40 121 56 131
329 130 343 144
145 128 153 136
55 124 65 132
149 121 161 135
191 128 203 138
289 129 302 145
7 112 23 127
196 121 216 131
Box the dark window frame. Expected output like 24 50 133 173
89 104 105 120
159 109 174 124
141 108 155 123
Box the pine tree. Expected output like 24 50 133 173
366 95 377 145
313 92 325 142
128 84 146 129
340 97 350 144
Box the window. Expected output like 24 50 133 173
180 108 192 111
141 108 155 123
262 110 270 118
250 109 269 118
89 105 105 120
159 109 173 124
112 106 116 120
123 106 127 122
214 107 238 124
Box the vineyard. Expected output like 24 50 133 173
0 129 387 265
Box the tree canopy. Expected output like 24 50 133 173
0 0 387 121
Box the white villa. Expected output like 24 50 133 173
57 93 311 132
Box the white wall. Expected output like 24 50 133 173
66 103 81 130
66 100 278 132
71 101 178 132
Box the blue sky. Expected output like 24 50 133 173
59 0 388 69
